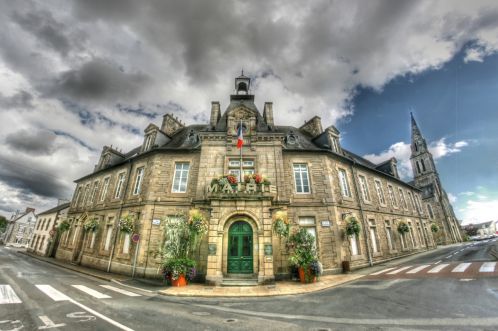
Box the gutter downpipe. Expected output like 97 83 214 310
350 160 373 267
107 160 133 273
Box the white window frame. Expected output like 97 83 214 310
144 134 153 151
387 185 398 208
104 225 113 251
369 220 379 253
358 175 371 202
299 216 317 248
293 163 311 194
385 221 393 251
398 188 407 209
100 177 110 202
172 162 190 193
374 180 386 205
115 173 126 199
89 181 99 205
338 168 351 198
427 204 434 219
122 233 131 254
132 167 145 195
407 191 416 212
350 233 360 255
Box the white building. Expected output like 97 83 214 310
4 208 37 247
29 203 70 256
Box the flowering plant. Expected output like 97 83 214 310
273 211 289 237
189 209 208 235
162 257 196 281
345 216 361 237
83 218 99 232
430 223 439 233
119 214 136 234
244 173 262 184
56 220 71 233
309 260 323 277
397 221 410 234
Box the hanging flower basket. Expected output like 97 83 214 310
397 221 410 234
56 220 71 233
119 215 136 234
431 224 439 233
345 216 361 237
83 218 99 232
188 209 208 235
273 211 289 237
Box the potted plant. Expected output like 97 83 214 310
397 221 410 234
160 210 208 286
345 216 361 237
119 214 136 234
56 220 71 233
83 218 99 232
287 228 322 283
431 223 439 233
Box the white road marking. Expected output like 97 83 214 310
0 285 22 304
369 267 396 275
428 264 449 273
406 265 431 274
36 285 134 331
479 262 496 273
100 285 141 297
36 285 71 301
72 285 111 299
38 315 65 329
459 278 474 282
452 263 472 273
434 260 442 264
386 266 412 275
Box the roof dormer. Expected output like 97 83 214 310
141 123 170 152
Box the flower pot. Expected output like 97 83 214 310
171 274 187 287
298 267 316 284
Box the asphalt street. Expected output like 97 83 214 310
1 239 497 331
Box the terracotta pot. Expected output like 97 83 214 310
171 274 188 287
298 267 316 284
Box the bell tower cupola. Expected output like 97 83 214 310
235 70 251 95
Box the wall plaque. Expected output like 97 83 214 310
321 220 331 227
208 243 217 255
264 244 273 256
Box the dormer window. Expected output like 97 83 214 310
331 137 340 153
144 134 154 151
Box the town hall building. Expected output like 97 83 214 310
56 73 460 284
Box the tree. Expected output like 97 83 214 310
464 224 478 237
0 215 7 233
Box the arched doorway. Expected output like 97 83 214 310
227 221 253 274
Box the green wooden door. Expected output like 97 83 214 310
227 221 253 273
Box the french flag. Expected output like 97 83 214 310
237 123 244 149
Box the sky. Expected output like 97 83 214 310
0 0 497 224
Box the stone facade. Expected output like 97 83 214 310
56 74 450 284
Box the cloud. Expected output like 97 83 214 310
363 138 469 180
459 191 475 196
447 193 457 203
460 199 498 224
5 129 57 155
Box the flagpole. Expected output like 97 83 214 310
239 119 243 183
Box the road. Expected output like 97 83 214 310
1 239 497 331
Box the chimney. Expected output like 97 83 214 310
25 207 35 214
210 101 220 128
263 102 274 127
161 114 185 136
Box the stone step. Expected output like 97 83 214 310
221 278 258 287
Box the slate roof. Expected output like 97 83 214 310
37 203 70 216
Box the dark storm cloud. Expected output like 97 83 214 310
12 9 72 56
0 91 34 109
49 58 151 102
5 129 57 155
0 156 68 198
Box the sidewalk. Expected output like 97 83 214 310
17 243 463 298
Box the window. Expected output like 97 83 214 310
144 134 153 151
369 220 379 253
100 177 110 202
228 159 254 182
407 191 416 211
385 221 393 250
45 219 51 231
72 225 79 245
414 195 422 213
293 164 310 194
115 173 126 198
338 169 351 197
331 138 340 153
387 185 397 208
133 167 145 195
416 161 421 174
104 224 113 251
89 181 99 205
122 233 130 254
427 204 434 219
421 159 426 172
374 180 386 205
172 162 190 193
350 234 360 255
416 222 424 246
358 175 370 202
398 188 407 209
73 187 82 207
89 232 96 249
408 222 416 247
298 217 317 248
81 185 90 206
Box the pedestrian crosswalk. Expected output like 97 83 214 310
1 283 141 305
369 261 498 279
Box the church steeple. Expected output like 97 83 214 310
410 113 435 178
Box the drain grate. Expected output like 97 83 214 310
224 319 237 323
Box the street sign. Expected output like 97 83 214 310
152 219 161 226
131 233 140 243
